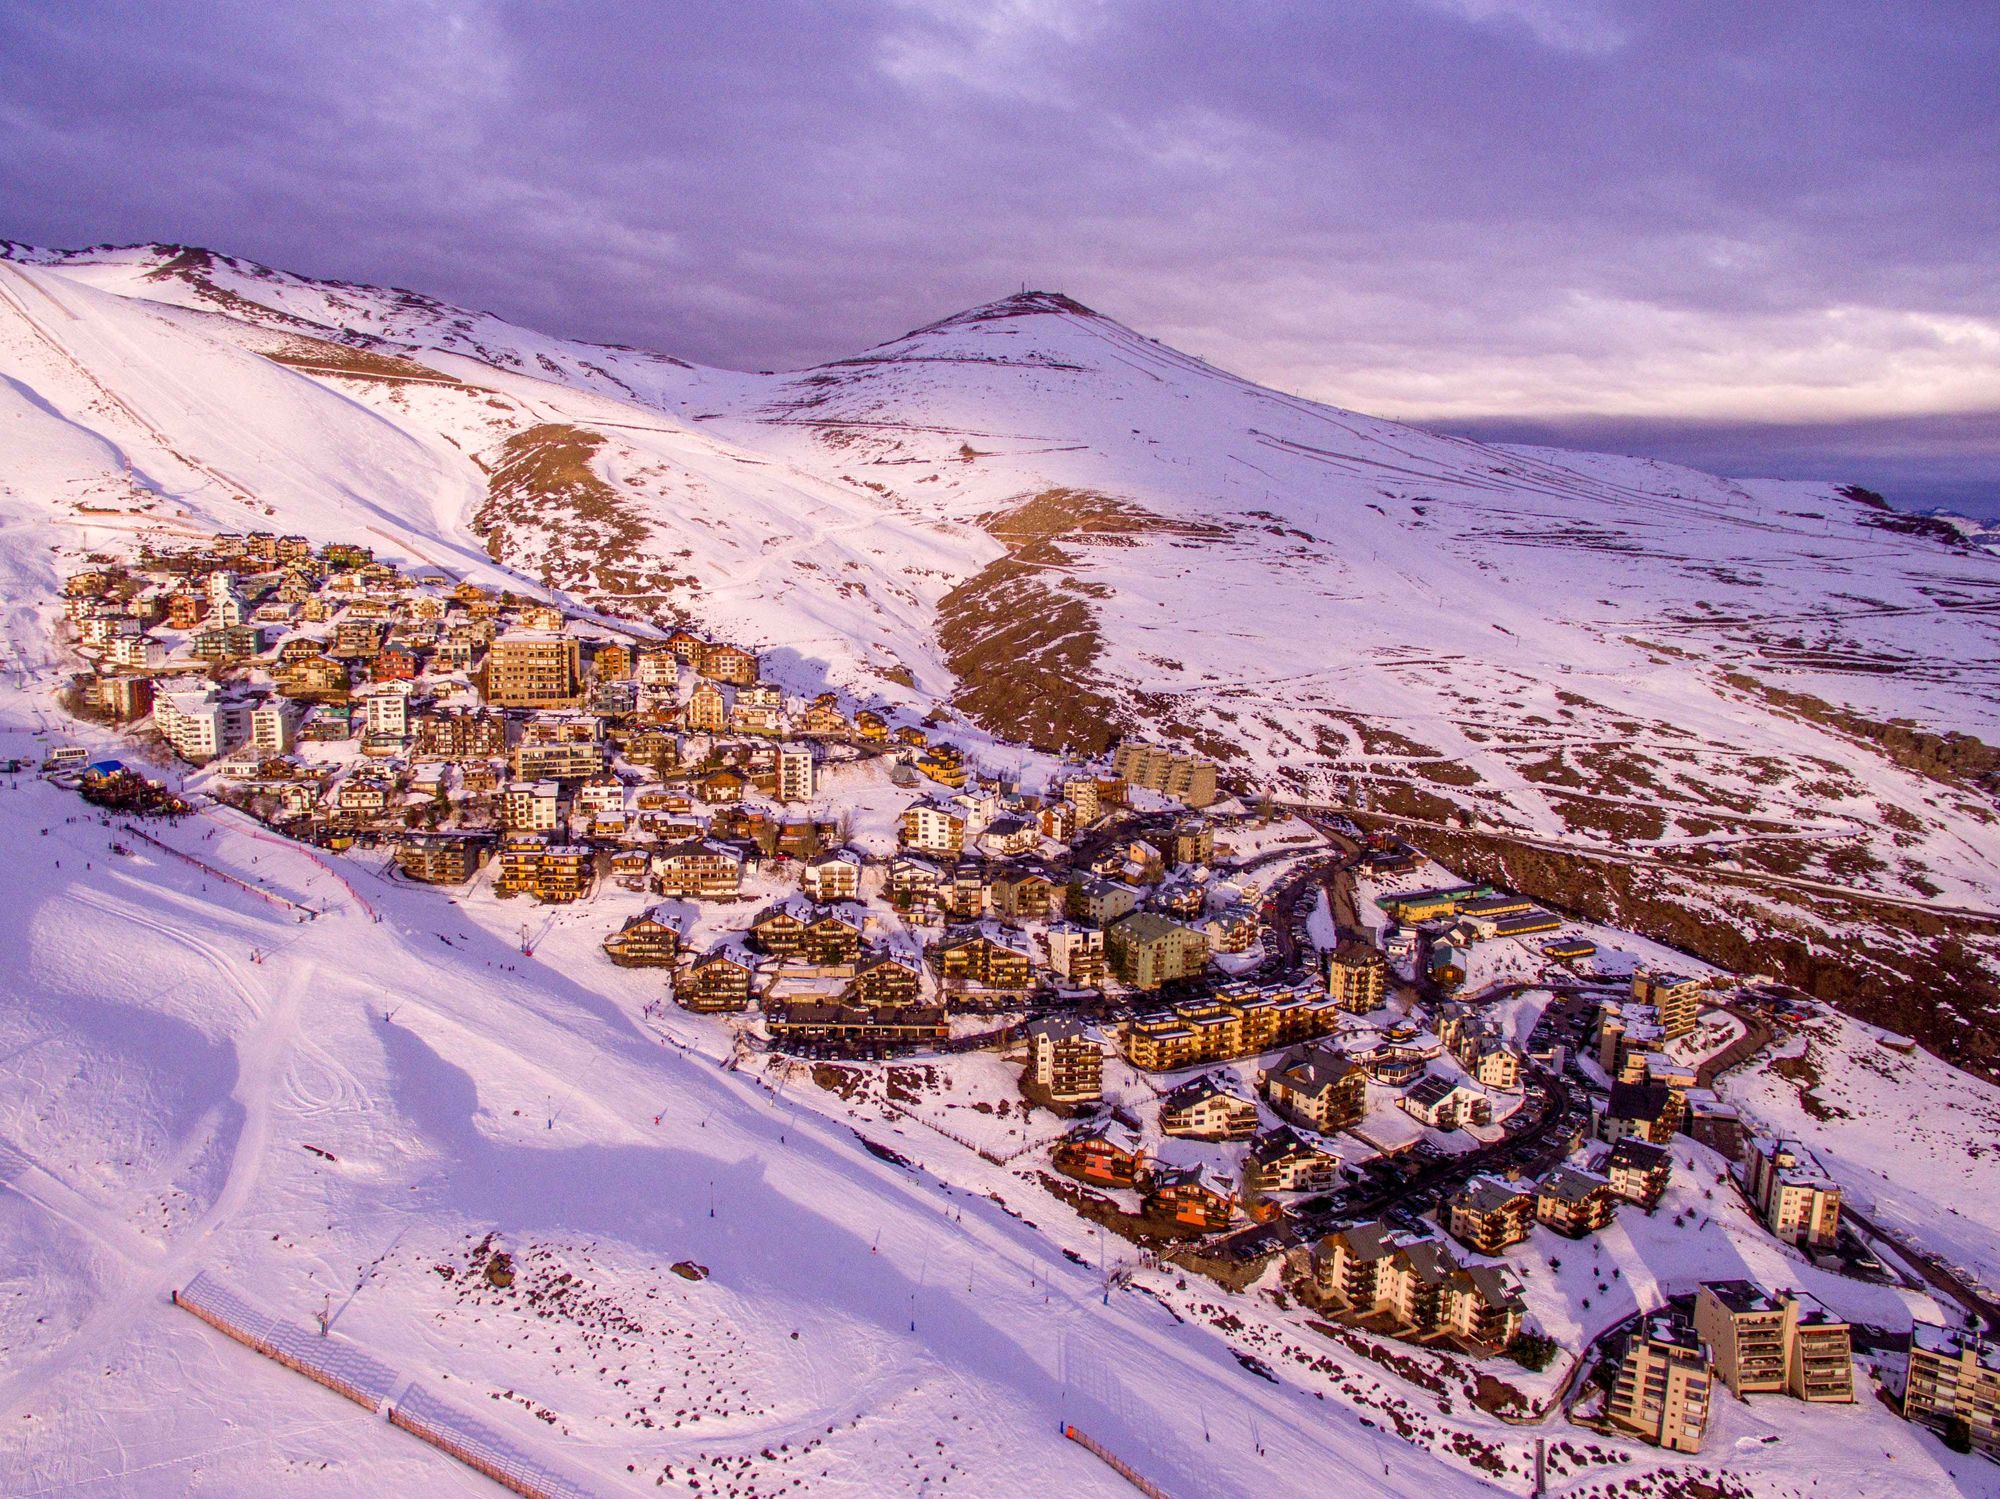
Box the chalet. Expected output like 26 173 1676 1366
676 945 756 1012
395 832 490 885
801 849 863 903
934 924 1035 993
748 900 809 957
1295 1223 1523 1353
1243 1127 1341 1195
1446 1176 1537 1254
988 866 1058 919
1159 1074 1259 1140
1142 1163 1237 1230
1535 1163 1620 1237
609 848 652 891
1260 1044 1366 1132
849 947 927 1007
1603 1137 1674 1209
603 907 686 967
652 840 744 899
1053 1118 1146 1188
1399 1073 1491 1131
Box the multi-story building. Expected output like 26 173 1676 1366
395 832 490 885
1534 1164 1620 1237
249 700 295 754
362 682 411 740
494 835 592 902
651 840 745 899
1142 1163 1238 1230
1105 911 1210 990
1260 1043 1365 1131
1603 1137 1674 1208
1633 968 1704 1041
849 948 925 1007
676 945 756 1012
1446 1175 1537 1254
603 907 686 968
1160 1074 1260 1139
1746 1138 1842 1250
1296 1224 1523 1352
1606 1317 1713 1453
1124 985 1337 1071
1327 943 1390 1011
777 742 816 802
1110 740 1219 807
1243 1127 1341 1195
483 630 581 707
1042 922 1107 987
801 849 862 903
502 780 561 832
898 801 967 856
1053 1118 1146 1187
1904 1323 2000 1460
1023 1016 1102 1104
934 925 1035 993
1693 1282 1853 1405
153 690 249 764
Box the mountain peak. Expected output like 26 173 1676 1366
906 290 1105 339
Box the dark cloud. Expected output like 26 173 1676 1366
1 1 1994 506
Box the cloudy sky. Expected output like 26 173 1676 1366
3 1 1994 512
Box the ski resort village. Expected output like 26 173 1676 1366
3 241 2000 1499
12 522 1998 1498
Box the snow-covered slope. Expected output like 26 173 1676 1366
4 243 1999 1064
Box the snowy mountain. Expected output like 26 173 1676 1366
7 241 2000 1498
3 241 1997 1070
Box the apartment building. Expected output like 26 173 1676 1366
1632 967 1703 1041
1606 1317 1713 1453
1160 1074 1260 1140
502 780 561 832
1746 1138 1842 1250
1043 922 1107 987
1446 1176 1537 1254
1260 1043 1366 1132
1904 1323 2000 1460
777 742 816 802
1535 1163 1621 1238
1124 984 1336 1071
154 690 249 764
395 832 489 885
1105 911 1210 990
1327 943 1390 1011
899 801 967 856
483 630 581 707
1110 740 1219 808
1693 1282 1853 1405
1023 1016 1103 1104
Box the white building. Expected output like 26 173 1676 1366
363 682 412 738
503 780 561 832
154 690 249 764
777 742 816 802
249 701 295 754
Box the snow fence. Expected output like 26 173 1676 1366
389 1383 596 1499
174 1271 600 1499
172 1269 397 1412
